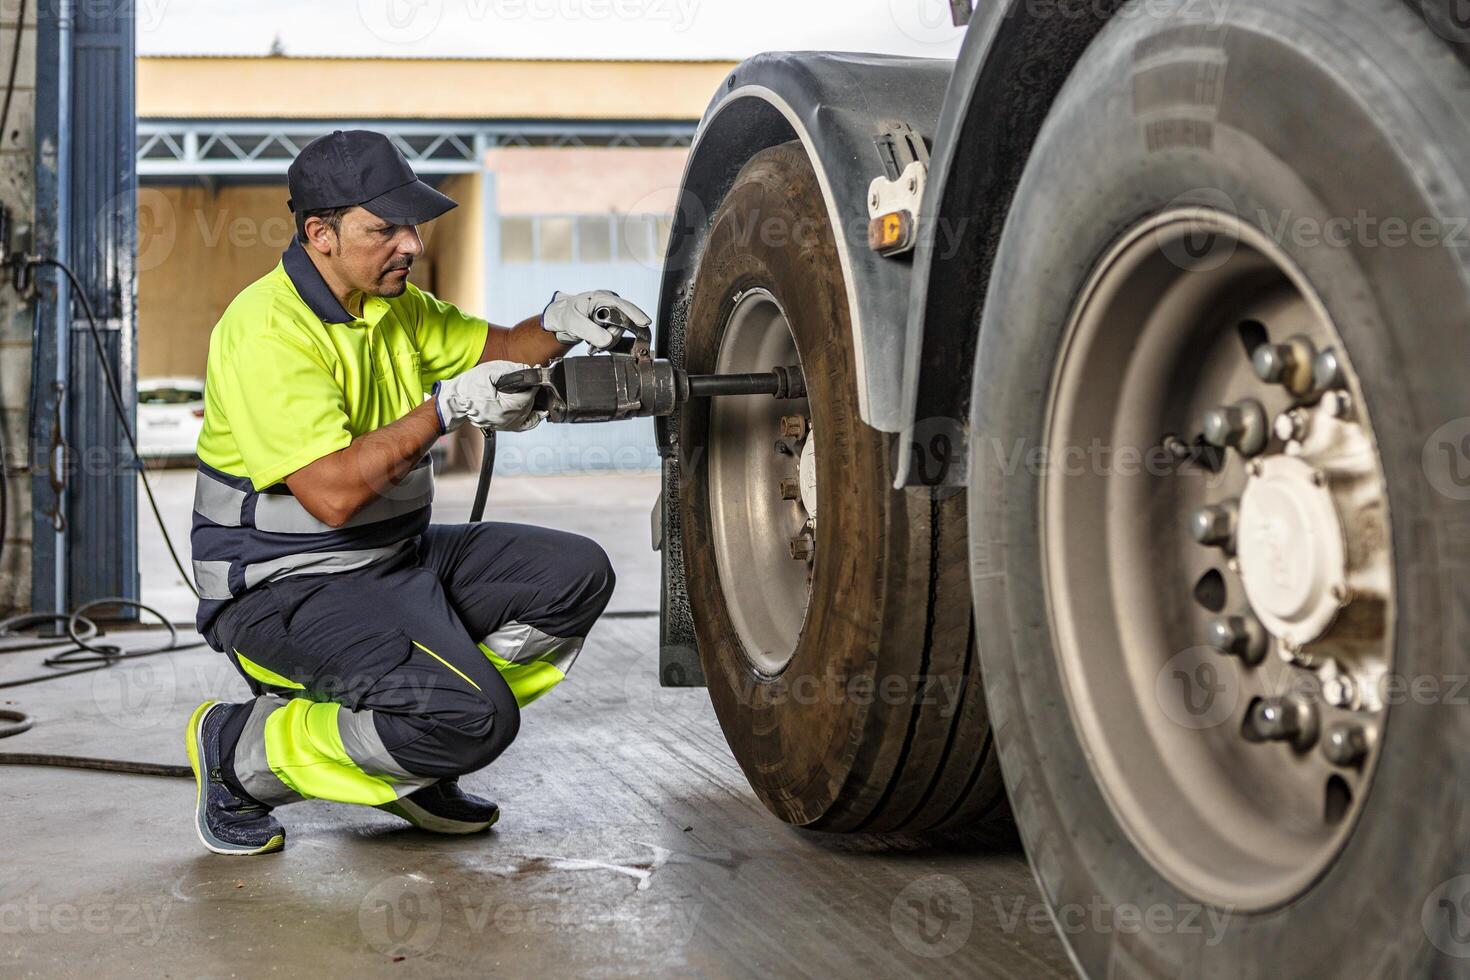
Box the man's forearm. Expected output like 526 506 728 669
480 314 569 367
284 399 442 528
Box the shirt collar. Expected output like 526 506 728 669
282 238 381 325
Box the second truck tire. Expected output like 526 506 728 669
970 0 1470 972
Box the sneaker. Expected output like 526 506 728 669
185 701 286 856
377 779 500 834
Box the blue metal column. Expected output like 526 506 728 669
30 0 138 615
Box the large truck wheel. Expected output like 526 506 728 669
679 143 1006 833
970 0 1470 972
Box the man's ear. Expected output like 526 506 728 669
302 216 336 255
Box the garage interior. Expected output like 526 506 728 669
5 0 1466 974
0 4 1067 976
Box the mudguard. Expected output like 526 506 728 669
653 52 952 686
893 0 1123 488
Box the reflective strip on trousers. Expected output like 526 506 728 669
478 621 584 708
233 696 432 807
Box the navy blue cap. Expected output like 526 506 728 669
287 129 456 226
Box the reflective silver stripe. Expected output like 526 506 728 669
253 466 435 534
543 639 584 675
481 621 585 674
193 560 234 600
235 697 301 808
193 470 245 527
338 708 433 797
242 539 416 589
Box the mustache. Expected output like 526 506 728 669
384 258 414 273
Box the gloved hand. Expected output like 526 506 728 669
432 360 543 433
541 289 652 350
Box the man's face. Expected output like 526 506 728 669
307 206 424 299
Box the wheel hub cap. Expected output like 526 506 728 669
1237 455 1346 645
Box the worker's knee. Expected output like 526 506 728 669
580 538 616 614
558 534 615 627
392 688 521 777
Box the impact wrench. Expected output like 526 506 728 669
468 305 805 519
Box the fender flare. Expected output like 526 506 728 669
653 51 953 432
652 51 952 686
894 0 1124 487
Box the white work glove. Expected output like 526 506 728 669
432 360 543 433
541 289 652 350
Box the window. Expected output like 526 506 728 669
538 217 574 263
577 216 612 262
500 217 533 263
618 214 657 266
498 214 672 266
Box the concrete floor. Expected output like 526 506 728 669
3 470 1074 978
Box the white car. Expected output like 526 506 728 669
137 377 205 462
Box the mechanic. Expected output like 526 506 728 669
183 130 650 856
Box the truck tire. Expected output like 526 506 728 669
680 143 1007 833
970 0 1470 973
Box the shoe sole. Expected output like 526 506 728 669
378 796 500 835
187 701 285 857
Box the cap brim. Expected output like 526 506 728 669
361 178 457 226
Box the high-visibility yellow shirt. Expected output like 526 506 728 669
197 241 489 491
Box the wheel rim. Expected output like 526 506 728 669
708 287 813 675
1042 210 1394 911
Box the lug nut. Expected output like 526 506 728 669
1201 399 1269 456
774 439 794 456
1313 348 1346 392
788 533 814 561
1189 500 1238 549
1245 696 1319 750
779 477 801 501
1322 723 1369 767
779 415 809 440
1206 614 1267 666
1252 343 1297 384
1252 336 1316 393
